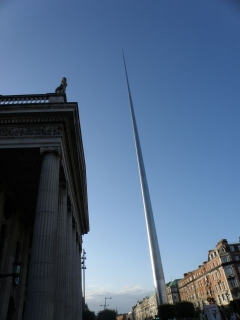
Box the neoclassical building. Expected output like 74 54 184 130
0 92 89 320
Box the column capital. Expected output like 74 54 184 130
40 146 61 156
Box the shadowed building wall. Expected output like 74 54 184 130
0 93 89 320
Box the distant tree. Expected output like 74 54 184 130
97 309 117 320
174 301 195 319
158 303 175 320
83 309 96 320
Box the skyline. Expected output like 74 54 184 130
1 0 240 314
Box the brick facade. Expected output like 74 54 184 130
178 239 240 308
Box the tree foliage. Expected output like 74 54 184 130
174 301 195 319
83 309 96 320
158 303 175 320
97 309 117 320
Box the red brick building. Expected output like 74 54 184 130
178 239 240 309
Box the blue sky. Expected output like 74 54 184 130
1 0 240 314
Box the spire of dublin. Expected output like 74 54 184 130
123 53 167 306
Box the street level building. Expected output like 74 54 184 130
0 92 89 320
178 239 240 309
132 294 158 320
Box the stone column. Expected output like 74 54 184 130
72 223 77 320
76 235 82 319
23 147 61 320
66 205 73 320
54 182 67 320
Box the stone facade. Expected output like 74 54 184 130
178 239 240 309
132 294 158 320
0 93 89 320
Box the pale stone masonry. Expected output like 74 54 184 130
23 147 61 319
54 183 68 320
72 225 77 319
66 208 74 319
131 293 158 320
0 93 89 320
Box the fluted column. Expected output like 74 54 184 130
66 206 73 320
23 146 61 320
72 224 77 320
76 235 82 319
54 183 67 320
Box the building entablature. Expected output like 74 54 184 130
0 93 89 236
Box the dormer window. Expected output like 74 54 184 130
221 246 226 252
230 246 235 252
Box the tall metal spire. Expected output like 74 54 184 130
123 52 167 306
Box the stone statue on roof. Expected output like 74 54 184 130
55 77 67 94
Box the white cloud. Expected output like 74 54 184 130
85 284 154 314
